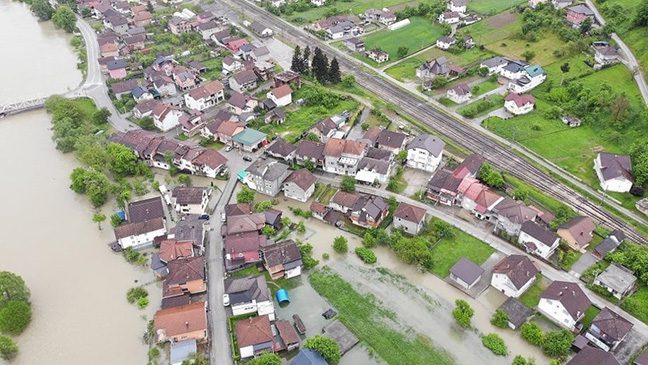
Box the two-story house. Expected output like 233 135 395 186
261 240 303 279
224 275 275 320
491 255 539 297
518 221 560 259
538 281 591 330
393 202 427 235
283 168 317 202
323 138 367 176
171 187 211 215
594 152 633 193
184 80 225 111
245 159 291 196
406 134 446 172
586 307 633 352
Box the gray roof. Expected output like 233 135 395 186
590 307 633 342
246 159 290 181
128 197 165 223
450 257 484 284
376 129 407 149
172 187 208 205
481 56 508 68
566 346 620 365
596 264 637 294
498 297 533 328
233 69 258 85
358 157 391 174
172 215 205 246
568 4 594 15
597 152 633 181
594 237 620 257
407 134 445 156
266 137 296 158
224 275 270 304
520 221 559 247
170 339 197 365
291 349 328 365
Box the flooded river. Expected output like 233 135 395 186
0 2 155 364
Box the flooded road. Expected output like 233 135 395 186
0 2 156 364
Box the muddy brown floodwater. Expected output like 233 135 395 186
0 2 157 364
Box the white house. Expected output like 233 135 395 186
393 202 427 235
235 315 274 359
406 134 445 172
448 0 468 13
171 187 211 215
153 77 177 97
282 169 317 202
224 276 275 320
491 255 539 298
438 11 460 24
499 61 527 80
153 104 185 132
594 152 634 193
114 218 167 249
436 36 456 50
508 65 546 93
504 93 535 115
184 80 225 111
447 83 472 104
266 84 293 107
222 56 243 75
480 57 509 75
538 281 591 330
518 221 560 259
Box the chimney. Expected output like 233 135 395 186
185 321 189 328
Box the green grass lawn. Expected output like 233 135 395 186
485 32 567 66
471 79 500 96
428 227 495 277
581 306 601 328
458 94 504 118
287 0 418 23
622 286 648 325
309 269 456 365
468 0 526 15
464 11 521 45
519 275 548 308
385 47 495 81
358 17 445 64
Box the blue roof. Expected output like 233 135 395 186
131 86 147 98
232 128 267 146
525 64 545 77
107 59 127 70
291 349 329 365
276 288 290 303
170 339 197 365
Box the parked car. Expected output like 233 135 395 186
223 294 230 306
243 156 253 162
221 212 226 222
225 145 233 152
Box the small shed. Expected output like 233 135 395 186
170 339 197 365
498 297 534 330
449 257 484 290
276 288 290 304
323 319 359 354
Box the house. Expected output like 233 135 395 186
245 159 291 196
310 117 341 142
171 187 211 215
593 230 625 259
426 169 463 205
153 301 208 343
226 213 266 236
190 149 228 178
406 134 445 172
267 84 293 107
393 202 427 234
275 319 300 351
232 129 267 152
311 0 326 6
164 256 207 297
436 36 456 50
251 47 272 63
594 264 637 300
447 83 472 104
463 35 475 48
195 21 222 40
323 138 367 176
508 65 546 93
224 275 275 319
491 255 539 297
169 16 193 35
236 315 275 359
250 21 273 37
492 198 537 236
215 121 245 145
635 348 648 365
132 86 153 103
416 57 464 80
366 49 389 64
222 56 244 75
449 257 484 290
291 349 328 365
349 195 389 228
227 92 258 115
375 129 407 152
262 240 303 279
586 307 633 352
558 216 596 251
133 99 160 118
224 231 266 269
561 115 582 127
592 42 620 65
458 178 503 219
594 152 633 193
499 60 528 80
552 0 573 9
355 156 393 184
364 8 396 25
283 169 317 202
184 80 225 111
480 56 509 75
153 76 177 97
565 346 620 365
538 281 591 330
504 93 535 115
230 69 258 92
566 4 595 28
498 297 534 330
111 79 139 99
448 0 468 13
345 37 365 52
172 66 197 91
104 14 129 34
107 59 128 79
266 138 296 161
226 37 250 53
159 239 195 264
295 140 325 166
133 10 152 27
114 217 166 249
265 108 286 124
274 70 302 89
169 339 197 365
438 11 460 24
518 221 560 259
124 34 147 51
153 104 184 132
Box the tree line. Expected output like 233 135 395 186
291 46 342 85
0 272 32 360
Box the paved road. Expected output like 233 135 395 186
221 0 648 245
585 0 648 106
314 172 648 340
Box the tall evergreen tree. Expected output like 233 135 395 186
291 45 302 73
311 48 329 84
328 57 341 84
302 46 311 74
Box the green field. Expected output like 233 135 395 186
428 227 495 277
358 17 445 64
464 11 521 45
471 79 500 96
485 32 567 66
385 47 495 81
310 269 455 365
468 0 527 15
288 0 418 23
458 94 504 118
622 286 648 324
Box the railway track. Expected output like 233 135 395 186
229 0 647 244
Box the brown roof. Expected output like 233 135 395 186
310 201 328 215
636 347 648 365
296 140 325 160
376 129 407 149
505 93 535 107
566 346 620 365
159 239 194 263
114 217 165 239
226 213 266 235
330 190 360 209
154 301 207 339
216 121 245 137
172 187 208 205
541 281 591 321
393 202 427 224
233 69 258 85
590 307 633 342
191 149 227 170
165 256 205 287
262 240 302 267
225 203 253 217
224 231 266 255
276 319 300 345
266 137 296 158
492 255 538 290
323 138 366 157
270 84 293 99
284 169 317 191
493 198 537 225
362 126 381 144
559 216 596 248
187 80 224 100
235 315 273 348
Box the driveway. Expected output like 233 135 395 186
569 252 597 278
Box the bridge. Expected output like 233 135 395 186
0 97 49 117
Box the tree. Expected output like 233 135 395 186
254 200 274 212
560 62 570 73
490 309 509 328
304 335 341 364
302 46 311 74
182 353 209 365
579 17 592 33
521 50 536 62
69 168 112 207
107 143 142 177
635 0 648 27
340 176 355 192
236 186 255 203
138 116 155 130
520 322 544 346
0 272 30 307
52 6 77 33
261 226 276 237
482 333 508 356
30 0 54 20
247 353 281 365
311 48 329 84
512 355 536 365
328 57 341 84
0 300 31 335
291 45 303 73
341 74 355 88
111 213 123 227
513 188 529 202
397 46 409 59
92 107 111 125
478 163 505 189
332 236 348 254
395 150 408 163
355 247 377 264
92 212 106 230
452 299 474 328
0 335 18 361
542 330 573 357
